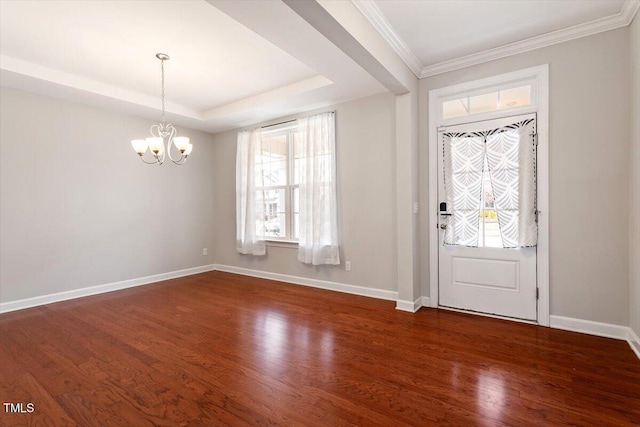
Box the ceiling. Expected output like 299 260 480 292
0 0 637 133
361 0 638 77
0 1 321 111
376 0 625 67
0 0 386 133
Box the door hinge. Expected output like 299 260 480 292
536 288 539 300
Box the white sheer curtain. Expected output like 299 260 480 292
442 118 537 248
296 112 340 265
236 129 266 255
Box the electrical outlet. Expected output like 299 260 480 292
202 248 208 256
413 202 419 214
345 261 351 271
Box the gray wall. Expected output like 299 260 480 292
212 92 397 292
419 28 631 326
0 88 216 303
1 26 635 330
630 14 640 336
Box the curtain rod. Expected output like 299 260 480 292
260 111 335 129
261 119 296 129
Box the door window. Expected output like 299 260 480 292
442 118 537 248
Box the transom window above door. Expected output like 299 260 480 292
436 71 540 125
443 84 532 120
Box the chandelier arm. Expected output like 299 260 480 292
140 156 161 165
150 124 161 138
170 156 188 165
159 144 166 164
166 125 184 163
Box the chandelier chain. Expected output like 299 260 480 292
160 58 166 127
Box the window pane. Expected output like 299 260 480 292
443 98 469 119
269 159 287 186
262 188 286 238
498 85 531 110
469 92 499 114
264 134 287 157
259 134 288 186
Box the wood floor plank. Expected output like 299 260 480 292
1 373 76 427
1 271 638 426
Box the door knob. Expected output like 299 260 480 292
440 223 447 230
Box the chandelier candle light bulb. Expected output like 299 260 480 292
130 53 192 165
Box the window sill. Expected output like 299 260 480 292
266 240 298 249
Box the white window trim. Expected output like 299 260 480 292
428 64 550 327
266 240 298 249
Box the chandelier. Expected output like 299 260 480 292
131 53 193 165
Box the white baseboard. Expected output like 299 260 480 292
421 296 431 307
549 315 629 340
550 315 640 360
0 264 216 314
628 328 640 359
396 297 422 313
213 264 398 301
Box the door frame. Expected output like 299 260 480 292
428 65 550 326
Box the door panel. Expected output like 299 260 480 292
438 114 537 321
440 246 536 319
452 257 519 290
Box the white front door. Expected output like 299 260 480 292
438 114 538 321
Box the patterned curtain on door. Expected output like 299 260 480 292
442 118 537 248
442 134 485 246
485 119 537 247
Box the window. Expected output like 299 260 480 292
237 111 339 264
442 84 532 120
256 124 300 241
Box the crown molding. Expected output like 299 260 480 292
351 0 639 80
421 0 640 78
350 0 423 78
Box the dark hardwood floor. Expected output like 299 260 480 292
1 271 638 426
